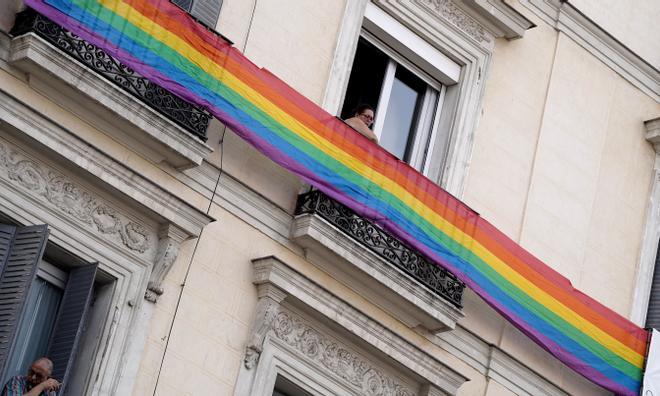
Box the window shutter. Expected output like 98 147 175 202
190 0 223 28
647 246 660 328
0 224 49 377
47 262 98 393
171 0 193 12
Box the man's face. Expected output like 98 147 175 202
27 361 50 386
357 109 374 127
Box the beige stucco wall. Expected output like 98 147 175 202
2 0 657 394
138 0 658 394
570 0 660 69
463 1 659 394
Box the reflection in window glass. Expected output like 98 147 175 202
379 68 425 160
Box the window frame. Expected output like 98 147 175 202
358 32 450 172
0 225 102 394
323 0 493 195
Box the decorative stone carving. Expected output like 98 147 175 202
145 224 187 302
244 285 287 369
414 0 491 44
0 139 153 254
271 311 416 396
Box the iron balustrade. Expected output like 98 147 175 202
295 189 465 307
11 8 211 141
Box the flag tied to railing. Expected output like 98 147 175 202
24 0 649 393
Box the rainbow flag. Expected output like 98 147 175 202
24 0 649 393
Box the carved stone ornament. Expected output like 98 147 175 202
414 0 491 44
244 296 282 369
0 139 153 254
144 224 187 303
271 311 416 396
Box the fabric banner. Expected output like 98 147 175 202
23 0 649 394
643 329 660 395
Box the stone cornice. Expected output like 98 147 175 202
458 0 536 39
436 326 569 395
252 255 468 395
521 0 660 101
645 117 660 152
0 89 214 237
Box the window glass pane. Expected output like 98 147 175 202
171 0 193 12
341 38 389 119
272 375 313 396
1 277 62 384
379 66 425 160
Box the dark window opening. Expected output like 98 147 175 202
171 0 223 29
341 38 389 120
272 375 314 396
646 241 660 328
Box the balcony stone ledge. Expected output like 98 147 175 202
8 32 213 170
291 212 464 334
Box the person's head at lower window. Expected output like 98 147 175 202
27 357 52 387
353 104 375 128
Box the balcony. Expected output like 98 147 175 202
8 8 213 169
292 190 465 333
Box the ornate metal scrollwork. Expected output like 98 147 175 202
295 190 465 307
11 9 211 141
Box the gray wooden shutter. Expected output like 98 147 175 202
190 0 223 28
47 262 98 393
0 224 49 377
171 0 193 12
647 244 660 328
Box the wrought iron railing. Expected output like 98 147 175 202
295 190 465 307
10 8 211 141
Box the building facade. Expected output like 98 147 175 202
0 0 658 395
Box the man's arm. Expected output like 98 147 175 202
27 379 59 396
344 117 378 143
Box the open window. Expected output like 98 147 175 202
339 4 461 177
0 223 110 395
341 37 447 172
646 241 660 329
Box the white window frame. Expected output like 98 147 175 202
362 29 449 174
631 118 660 326
323 0 495 196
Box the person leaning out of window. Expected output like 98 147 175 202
344 104 378 143
1 358 60 396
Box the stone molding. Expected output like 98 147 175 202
250 256 468 395
457 0 536 39
0 136 156 257
413 0 492 45
291 213 464 333
144 223 189 302
435 326 568 395
0 89 214 238
270 309 417 396
177 162 294 245
8 32 213 169
244 284 288 370
630 117 660 325
521 0 660 101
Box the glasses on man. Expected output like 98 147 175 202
358 113 374 122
